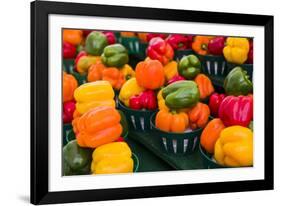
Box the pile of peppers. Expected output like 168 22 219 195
62 30 256 173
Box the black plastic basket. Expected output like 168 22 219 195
199 144 225 169
199 55 228 77
118 101 157 132
150 112 203 155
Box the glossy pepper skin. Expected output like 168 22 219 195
208 93 226 117
223 37 250 64
200 118 225 154
74 51 87 71
101 44 129 68
74 106 123 148
119 77 145 107
63 72 78 103
166 34 189 50
129 90 157 110
188 102 210 129
76 55 101 75
74 81 115 114
167 75 185 85
146 33 167 42
63 42 77 59
224 66 253 96
208 37 225 55
178 55 201 79
63 140 92 176
163 61 178 81
162 80 200 109
156 110 189 133
120 64 135 80
157 89 170 112
192 36 211 55
103 32 116 45
85 31 108 56
218 95 253 127
214 126 253 167
91 142 133 174
147 37 174 65
63 101 76 124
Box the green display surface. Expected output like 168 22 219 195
125 137 173 172
128 131 204 170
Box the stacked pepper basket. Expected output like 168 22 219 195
62 30 254 175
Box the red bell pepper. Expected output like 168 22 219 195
147 33 167 42
166 34 189 50
218 95 253 127
247 40 253 64
116 137 125 142
63 42 77 59
208 93 226 117
103 32 116 45
83 30 92 37
185 35 193 49
208 37 225 55
147 37 174 65
129 90 157 110
63 101 76 123
167 75 185 85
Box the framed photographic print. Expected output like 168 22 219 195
31 0 274 204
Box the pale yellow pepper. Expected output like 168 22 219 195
74 81 115 114
120 64 135 80
223 37 250 64
163 61 178 81
214 126 253 167
77 55 101 75
91 142 133 174
118 77 145 106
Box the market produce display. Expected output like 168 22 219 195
62 29 254 175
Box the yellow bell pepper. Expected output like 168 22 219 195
214 126 253 167
91 142 133 174
74 81 115 114
77 55 101 75
118 77 145 106
120 64 135 80
163 61 178 81
223 37 250 64
157 89 169 111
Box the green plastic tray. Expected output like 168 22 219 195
128 131 204 170
199 55 228 77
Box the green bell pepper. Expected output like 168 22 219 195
224 66 253 96
162 80 200 109
101 44 129 68
178 55 201 79
63 140 93 176
85 31 108 56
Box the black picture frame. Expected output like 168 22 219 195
31 0 274 204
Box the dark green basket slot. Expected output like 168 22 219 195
199 144 224 169
227 62 253 81
63 59 75 73
120 37 141 56
199 55 228 77
174 49 194 62
117 101 157 132
150 112 203 155
136 42 148 60
70 71 87 85
63 124 75 146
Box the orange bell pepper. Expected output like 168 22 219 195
155 110 189 133
63 29 83 46
74 106 122 148
194 74 214 100
192 36 211 55
87 61 105 82
200 118 225 154
188 102 210 129
120 32 136 37
63 72 78 103
102 68 125 90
